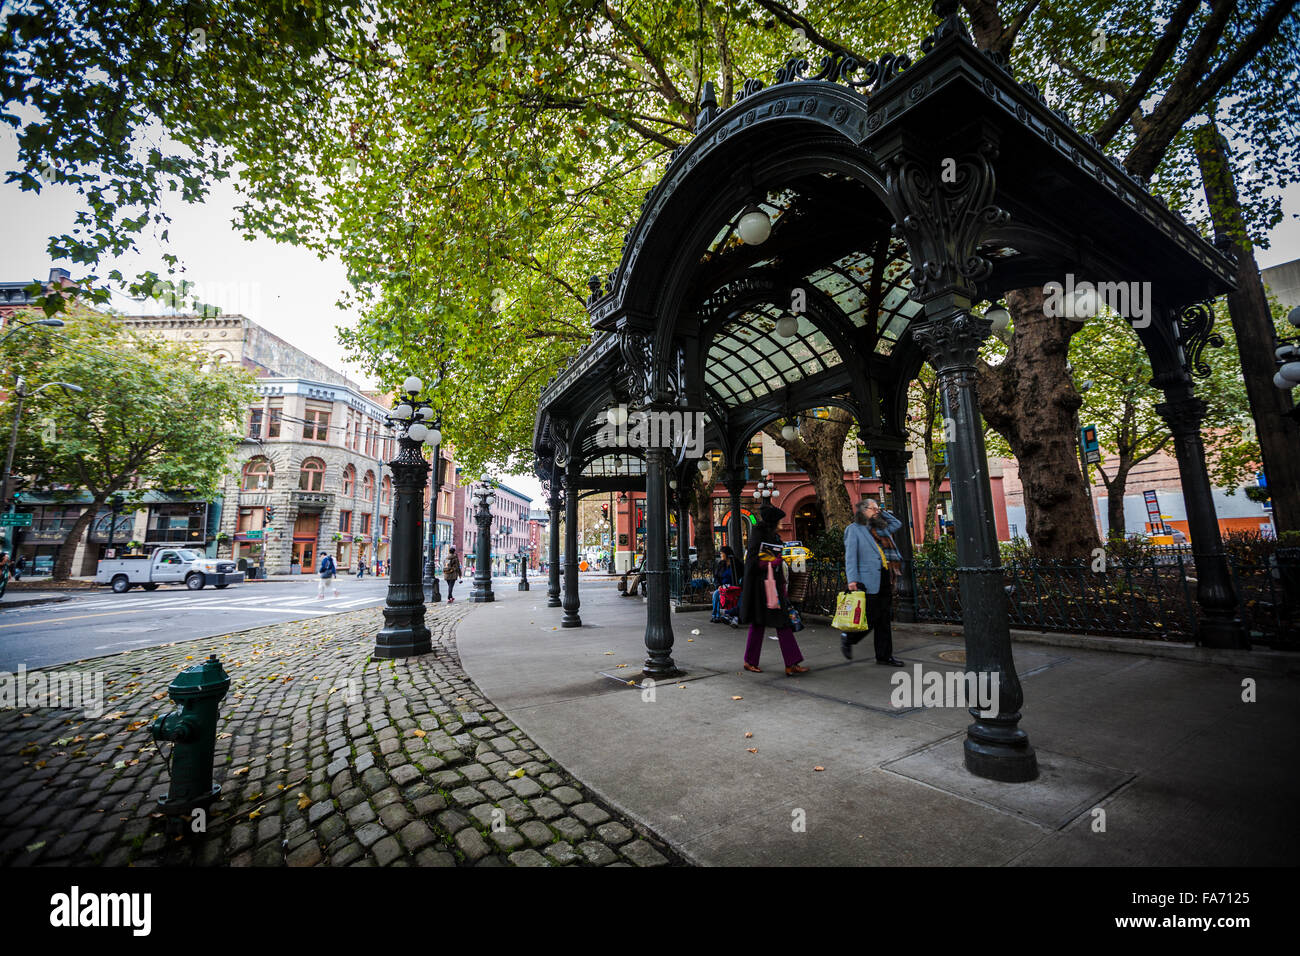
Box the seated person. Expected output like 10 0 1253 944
711 546 737 621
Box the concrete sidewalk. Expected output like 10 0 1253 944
0 590 70 609
457 582 1300 866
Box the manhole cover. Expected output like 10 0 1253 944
937 649 966 664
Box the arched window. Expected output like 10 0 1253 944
381 475 392 506
342 464 355 497
363 470 376 502
299 458 326 492
242 458 274 491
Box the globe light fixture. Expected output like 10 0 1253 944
403 376 423 394
393 403 413 420
697 458 711 474
781 422 798 441
1280 362 1300 386
1274 371 1295 390
408 422 429 442
985 303 1011 332
1288 305 1300 329
775 315 799 338
415 406 433 420
736 204 771 245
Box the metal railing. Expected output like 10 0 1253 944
768 553 1299 649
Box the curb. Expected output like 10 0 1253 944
0 594 72 609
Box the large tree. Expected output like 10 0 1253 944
1 311 253 579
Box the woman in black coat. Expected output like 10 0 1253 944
738 504 808 675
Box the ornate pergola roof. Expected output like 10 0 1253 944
534 2 1236 490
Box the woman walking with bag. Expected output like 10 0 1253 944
443 547 461 603
738 505 808 675
842 499 904 665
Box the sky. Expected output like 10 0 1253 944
3 129 1298 508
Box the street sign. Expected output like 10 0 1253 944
245 529 263 540
0 512 33 527
1143 490 1161 532
1080 424 1100 463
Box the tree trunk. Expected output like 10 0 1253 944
978 286 1100 558
52 497 105 581
924 455 947 543
1100 461 1134 539
764 407 853 528
1194 121 1300 535
690 469 716 568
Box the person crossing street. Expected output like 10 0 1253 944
317 551 341 599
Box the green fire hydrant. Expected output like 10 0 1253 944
151 654 230 818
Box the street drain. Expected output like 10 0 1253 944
937 649 966 664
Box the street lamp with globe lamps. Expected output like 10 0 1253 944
469 484 496 602
373 376 435 659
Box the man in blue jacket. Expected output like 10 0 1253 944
317 551 341 600
842 498 903 665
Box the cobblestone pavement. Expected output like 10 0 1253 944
0 602 683 867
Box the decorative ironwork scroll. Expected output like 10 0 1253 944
1176 302 1225 379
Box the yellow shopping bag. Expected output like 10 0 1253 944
832 590 870 632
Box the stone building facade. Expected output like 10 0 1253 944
220 377 397 575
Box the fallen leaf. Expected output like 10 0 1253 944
25 841 45 853
231 766 251 776
690 629 700 635
510 767 526 778
604 652 614 655
34 760 46 769
411 729 426 738
126 721 147 732
731 696 743 701
90 733 108 742
296 793 312 811
747 748 758 754
687 638 694 642
151 692 167 700
249 810 261 820
217 732 232 740
113 760 126 769
744 732 753 739
813 766 825 772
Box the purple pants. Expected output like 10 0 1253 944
745 624 803 668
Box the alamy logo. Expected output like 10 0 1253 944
0 666 105 718
1043 273 1151 328
596 406 706 459
889 665 1000 717
50 886 151 936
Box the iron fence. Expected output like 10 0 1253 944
768 553 1299 649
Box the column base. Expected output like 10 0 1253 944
546 594 561 607
469 589 495 603
894 602 916 624
428 577 442 603
373 609 432 659
561 612 582 627
518 580 530 591
963 712 1038 782
1196 613 1249 650
641 654 681 680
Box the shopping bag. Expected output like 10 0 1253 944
832 590 870 632
788 607 805 632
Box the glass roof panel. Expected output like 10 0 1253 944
582 455 647 478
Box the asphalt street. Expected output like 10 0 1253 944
0 577 395 671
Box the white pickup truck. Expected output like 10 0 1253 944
95 548 245 593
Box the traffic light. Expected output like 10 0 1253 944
265 504 276 522
601 503 609 520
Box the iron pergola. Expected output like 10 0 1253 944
533 1 1240 783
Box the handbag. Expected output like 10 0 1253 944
788 606 805 632
832 590 870 632
764 561 780 609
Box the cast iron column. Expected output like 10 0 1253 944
561 468 582 627
876 448 917 623
518 546 530 591
547 483 562 607
469 491 494 602
726 470 745 582
1156 390 1246 648
913 308 1037 782
374 434 432 658
423 430 442 603
642 446 678 677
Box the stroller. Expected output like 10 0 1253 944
713 584 741 627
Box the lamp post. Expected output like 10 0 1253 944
1271 306 1300 422
374 375 434 659
422 410 443 603
469 484 495 602
518 544 530 591
0 316 65 346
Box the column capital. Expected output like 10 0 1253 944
910 310 993 373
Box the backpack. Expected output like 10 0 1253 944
319 554 335 576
